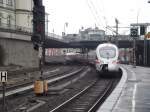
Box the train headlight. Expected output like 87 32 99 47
95 60 103 64
112 60 119 64
95 60 100 64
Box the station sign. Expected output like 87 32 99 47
0 71 7 82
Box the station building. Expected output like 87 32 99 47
0 0 48 33
0 0 48 67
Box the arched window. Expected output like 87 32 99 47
0 0 3 3
0 13 3 26
7 15 11 26
0 18 1 26
7 0 12 6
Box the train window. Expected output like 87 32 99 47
99 47 116 58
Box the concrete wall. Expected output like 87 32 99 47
0 31 39 67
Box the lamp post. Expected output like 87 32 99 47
115 18 119 46
133 37 136 68
63 22 68 36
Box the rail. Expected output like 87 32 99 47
50 79 116 112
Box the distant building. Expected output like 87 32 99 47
63 27 105 42
0 0 49 33
63 34 80 42
79 27 105 40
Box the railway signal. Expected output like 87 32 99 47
32 0 45 50
32 0 47 95
31 34 42 50
140 26 146 35
130 27 138 68
130 27 138 38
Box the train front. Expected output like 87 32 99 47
95 43 119 73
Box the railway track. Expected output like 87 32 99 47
50 78 118 112
0 65 82 92
0 66 92 112
0 66 87 98
0 65 121 112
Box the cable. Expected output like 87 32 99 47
96 0 108 27
87 0 105 29
86 0 101 27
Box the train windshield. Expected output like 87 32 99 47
99 47 116 58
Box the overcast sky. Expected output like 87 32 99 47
43 0 150 35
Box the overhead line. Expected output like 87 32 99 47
86 0 102 27
88 0 105 29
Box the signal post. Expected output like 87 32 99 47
32 0 48 95
130 27 138 68
130 23 150 66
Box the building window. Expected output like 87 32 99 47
0 0 3 3
7 15 11 26
0 13 3 26
0 13 2 17
6 0 13 6
0 18 1 24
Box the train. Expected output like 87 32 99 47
64 52 87 64
64 43 120 76
95 43 119 74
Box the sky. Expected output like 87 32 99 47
43 0 150 35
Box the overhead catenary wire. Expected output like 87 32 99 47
86 0 106 29
106 26 121 35
87 0 105 29
86 0 102 27
95 0 108 27
85 0 127 35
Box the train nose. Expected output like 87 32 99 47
108 64 118 71
102 64 108 71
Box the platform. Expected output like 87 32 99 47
97 65 150 112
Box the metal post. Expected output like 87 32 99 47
86 48 89 63
41 42 45 77
124 48 126 64
144 38 147 66
115 18 119 46
133 38 136 68
63 22 68 36
2 82 6 112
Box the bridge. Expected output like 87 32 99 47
66 40 142 48
0 18 149 68
45 36 150 67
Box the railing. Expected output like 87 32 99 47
0 23 137 42
46 32 62 39
0 23 33 35
0 23 63 40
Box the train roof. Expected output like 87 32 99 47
96 43 118 50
